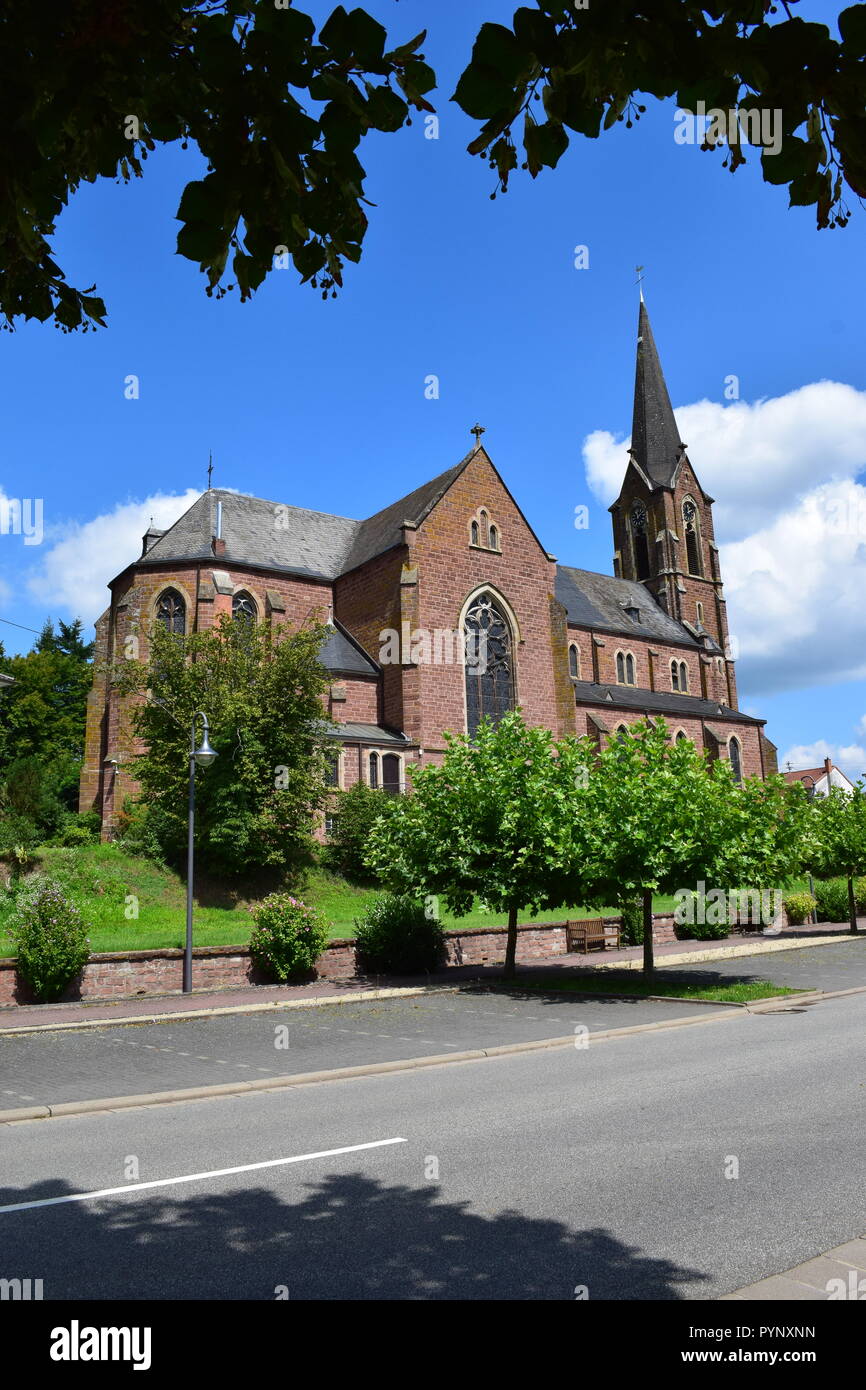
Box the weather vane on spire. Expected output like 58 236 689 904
635 265 646 302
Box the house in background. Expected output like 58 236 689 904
783 757 857 798
0 674 13 693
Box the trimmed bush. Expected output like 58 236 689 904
814 877 850 923
617 895 644 946
354 893 445 975
673 890 731 941
783 891 816 926
9 877 90 1002
323 783 389 882
248 893 330 982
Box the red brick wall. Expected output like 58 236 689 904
409 449 568 749
0 916 677 1005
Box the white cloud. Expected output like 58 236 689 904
722 477 866 694
27 490 201 626
779 740 866 782
583 380 866 540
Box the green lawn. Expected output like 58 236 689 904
0 844 679 955
508 976 804 1004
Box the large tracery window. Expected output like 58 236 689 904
631 504 650 580
156 588 186 635
464 590 515 738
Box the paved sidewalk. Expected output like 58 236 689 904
0 919 861 1034
722 1235 866 1300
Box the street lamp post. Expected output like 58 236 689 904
184 712 218 995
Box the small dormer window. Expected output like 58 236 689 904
624 605 641 624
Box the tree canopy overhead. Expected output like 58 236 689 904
2 2 863 333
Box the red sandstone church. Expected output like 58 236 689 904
80 302 776 833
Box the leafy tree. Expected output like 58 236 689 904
0 0 434 331
574 720 809 974
4 2 863 332
365 711 596 978
0 619 94 820
114 613 334 877
324 780 389 882
454 2 866 231
805 784 866 933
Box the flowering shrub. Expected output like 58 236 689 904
248 893 330 982
10 876 90 1001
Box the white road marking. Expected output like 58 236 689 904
0 1137 408 1215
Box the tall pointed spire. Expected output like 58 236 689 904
630 300 684 489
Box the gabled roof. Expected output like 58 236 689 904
556 565 699 648
339 451 474 575
129 450 480 585
630 300 686 490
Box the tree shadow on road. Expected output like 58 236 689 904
0 1168 709 1301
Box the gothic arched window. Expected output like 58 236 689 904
470 520 480 546
489 524 499 551
616 652 625 683
631 504 650 580
683 499 702 577
464 591 515 738
729 736 743 784
232 591 257 623
671 659 688 691
616 651 636 685
156 588 186 635
626 653 635 685
675 730 689 744
368 752 379 788
568 644 580 679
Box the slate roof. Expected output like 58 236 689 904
319 621 379 676
324 722 410 745
135 453 477 584
571 680 764 726
139 491 359 581
630 301 686 489
556 565 700 648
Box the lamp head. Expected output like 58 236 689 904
193 731 218 768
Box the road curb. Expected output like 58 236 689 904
0 984 460 1038
0 1003 748 1124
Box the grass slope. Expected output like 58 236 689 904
0 844 679 955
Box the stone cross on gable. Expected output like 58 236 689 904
471 423 485 447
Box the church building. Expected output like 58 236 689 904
80 301 776 834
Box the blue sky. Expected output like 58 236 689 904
1 0 865 775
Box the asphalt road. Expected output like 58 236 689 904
2 939 864 1112
0 990 864 1300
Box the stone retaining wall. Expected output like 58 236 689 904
0 916 679 1007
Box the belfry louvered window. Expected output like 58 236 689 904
683 500 703 577
464 591 515 738
631 504 650 580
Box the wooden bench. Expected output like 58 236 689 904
566 918 618 953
